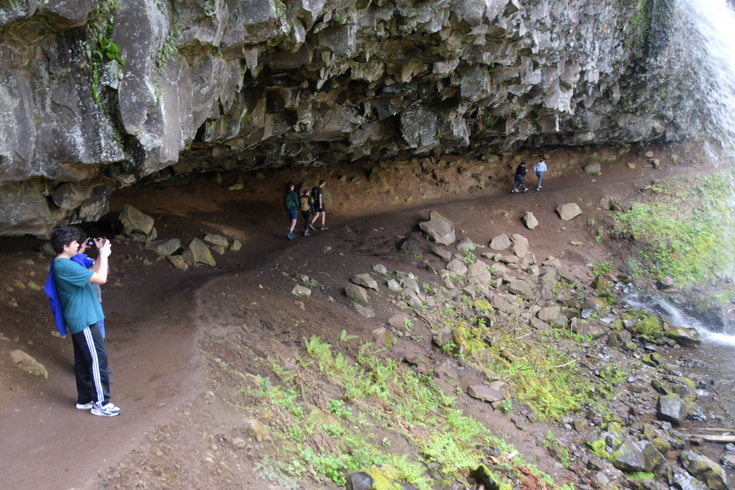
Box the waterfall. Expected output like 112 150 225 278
678 0 735 150
677 0 735 282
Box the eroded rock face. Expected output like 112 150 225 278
0 0 698 236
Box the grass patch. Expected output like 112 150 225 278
612 172 735 285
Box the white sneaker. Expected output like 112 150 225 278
91 402 121 417
76 402 94 410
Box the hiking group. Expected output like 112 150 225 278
284 179 328 240
511 157 547 193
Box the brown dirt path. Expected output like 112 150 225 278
0 144 709 489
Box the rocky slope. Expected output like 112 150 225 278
0 0 705 236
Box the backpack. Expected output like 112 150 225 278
311 187 321 204
299 195 312 212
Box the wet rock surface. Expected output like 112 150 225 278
0 0 707 235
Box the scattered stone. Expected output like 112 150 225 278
522 211 538 230
118 204 155 241
418 210 456 245
345 284 370 306
656 276 675 289
429 244 452 261
556 203 583 221
372 264 388 274
467 384 505 404
665 326 702 347
203 234 229 247
351 273 379 291
584 162 602 175
511 233 529 258
292 285 312 298
353 302 375 318
456 237 476 253
10 350 48 379
679 450 728 490
152 238 182 257
182 238 216 266
388 314 412 331
445 259 468 277
656 393 689 426
386 279 403 292
230 239 242 252
508 279 535 299
168 255 188 271
489 233 512 251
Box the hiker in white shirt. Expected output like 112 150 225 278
534 157 548 191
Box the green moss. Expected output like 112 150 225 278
364 466 404 490
586 439 610 460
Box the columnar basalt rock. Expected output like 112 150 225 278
0 0 695 236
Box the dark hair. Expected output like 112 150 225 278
50 225 81 254
319 179 326 186
520 161 526 164
285 182 295 193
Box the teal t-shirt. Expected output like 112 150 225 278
53 258 104 334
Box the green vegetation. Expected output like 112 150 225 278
85 0 125 103
591 260 613 276
612 172 735 286
224 336 567 488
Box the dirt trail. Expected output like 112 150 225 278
0 147 702 489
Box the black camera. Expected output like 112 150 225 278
86 237 106 247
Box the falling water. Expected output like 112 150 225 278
635 0 735 475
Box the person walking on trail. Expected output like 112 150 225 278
284 183 299 240
510 161 528 193
309 179 328 230
50 225 120 417
534 157 547 191
299 187 314 236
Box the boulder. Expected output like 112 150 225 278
388 314 412 331
291 285 311 297
489 233 512 251
10 350 48 379
429 244 452 262
152 238 182 257
679 450 728 490
418 210 456 245
203 234 229 247
665 326 702 347
556 203 583 221
584 162 601 175
508 279 536 299
445 258 468 277
345 284 370 306
351 273 379 291
456 237 476 253
522 211 538 230
182 238 216 266
467 384 505 403
656 393 689 426
119 204 155 241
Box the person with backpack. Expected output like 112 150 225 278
510 161 528 193
283 183 299 240
309 179 328 230
534 157 548 191
299 187 314 236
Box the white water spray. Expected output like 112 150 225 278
677 0 735 282
678 0 735 149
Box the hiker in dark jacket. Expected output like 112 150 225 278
510 161 528 193
284 183 299 240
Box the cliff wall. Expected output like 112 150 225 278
0 0 699 236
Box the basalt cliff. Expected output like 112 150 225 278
0 0 705 236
